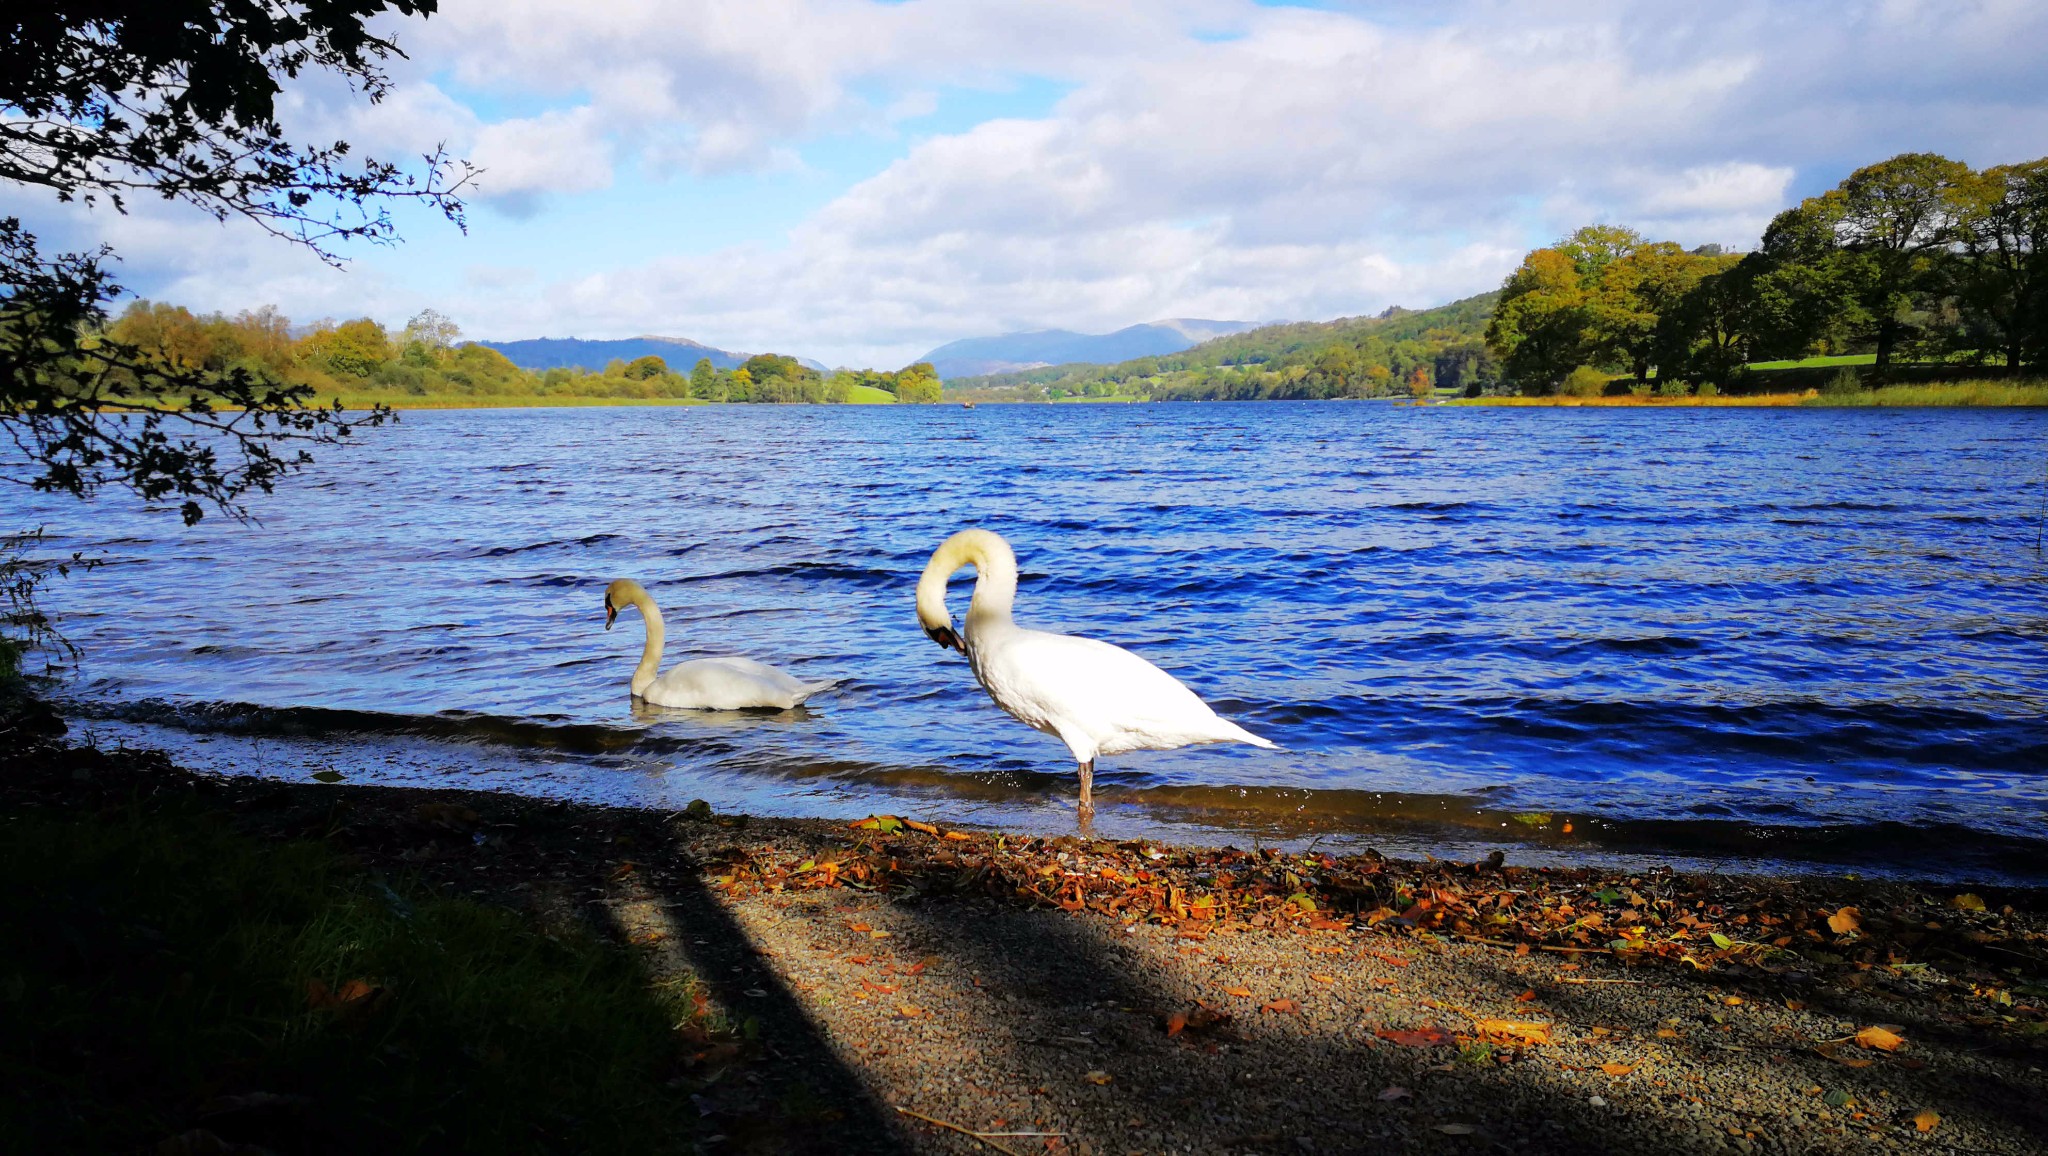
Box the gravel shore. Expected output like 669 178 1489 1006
12 742 2045 1156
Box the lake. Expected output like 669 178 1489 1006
18 402 2048 881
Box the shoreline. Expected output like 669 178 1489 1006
8 726 2045 1154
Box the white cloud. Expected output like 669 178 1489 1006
10 0 2047 367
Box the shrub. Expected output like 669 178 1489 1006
1823 367 1864 395
1560 366 1608 398
1696 381 1720 398
1656 378 1690 398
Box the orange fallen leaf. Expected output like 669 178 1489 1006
1366 950 1410 968
848 923 872 932
1262 999 1301 1014
1827 906 1862 935
1224 986 1254 998
1515 990 1538 1003
861 980 899 995
1376 1027 1454 1048
608 862 637 881
903 819 940 836
1601 1063 1635 1076
895 1003 924 1019
1913 1108 1940 1133
1472 1018 1553 1046
845 954 872 965
1084 1070 1112 1085
1165 1011 1188 1037
942 831 971 841
1854 1026 1904 1052
1310 974 1336 985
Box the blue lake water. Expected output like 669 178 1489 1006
15 402 2048 880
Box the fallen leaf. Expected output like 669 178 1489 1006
895 1004 924 1019
1224 986 1254 998
1913 1108 1940 1133
1948 893 1985 912
1436 1123 1476 1135
1827 907 1862 935
1600 1063 1635 1076
1854 1026 1905 1052
942 831 972 841
903 819 940 836
860 980 899 995
848 923 872 932
845 954 871 965
1310 974 1337 985
1814 1044 1873 1069
1262 999 1301 1015
1472 1018 1553 1046
1084 1070 1112 1085
1376 1027 1453 1048
1377 1086 1412 1101
1166 1012 1188 1037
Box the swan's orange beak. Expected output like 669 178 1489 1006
604 602 617 631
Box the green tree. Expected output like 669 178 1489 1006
1557 224 1644 283
1589 243 1730 382
1486 248 1591 393
895 362 942 403
689 357 717 399
1956 159 2048 372
622 355 668 381
2 1 471 528
1821 152 1975 375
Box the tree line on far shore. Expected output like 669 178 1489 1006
1487 152 2048 395
96 303 943 404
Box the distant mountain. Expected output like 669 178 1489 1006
919 319 1264 380
479 336 825 374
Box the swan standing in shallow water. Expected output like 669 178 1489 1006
916 529 1275 815
603 578 834 710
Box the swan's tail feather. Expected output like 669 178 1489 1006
790 678 842 705
1219 718 1280 751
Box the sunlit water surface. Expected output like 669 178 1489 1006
14 403 2048 881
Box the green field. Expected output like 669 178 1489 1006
1745 353 1878 370
843 384 897 403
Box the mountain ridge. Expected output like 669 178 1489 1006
920 318 1266 380
480 335 826 374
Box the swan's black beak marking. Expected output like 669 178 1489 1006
924 621 964 653
604 603 616 631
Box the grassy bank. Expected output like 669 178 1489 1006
1802 379 2048 406
1 797 710 1152
1449 393 1813 407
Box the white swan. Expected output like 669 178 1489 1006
603 578 834 710
916 529 1275 813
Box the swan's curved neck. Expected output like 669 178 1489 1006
917 529 1019 644
625 585 665 696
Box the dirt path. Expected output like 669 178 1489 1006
12 741 2046 1155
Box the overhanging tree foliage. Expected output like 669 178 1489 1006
2 1 474 523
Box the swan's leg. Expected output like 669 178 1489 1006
1077 760 1094 814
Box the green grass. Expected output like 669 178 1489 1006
1801 379 2048 407
842 384 897 404
0 805 704 1154
1746 353 1878 370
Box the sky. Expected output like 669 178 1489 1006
12 0 2048 368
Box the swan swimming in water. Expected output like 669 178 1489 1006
603 578 834 710
915 529 1275 814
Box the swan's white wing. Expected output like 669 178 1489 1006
975 629 1272 761
644 656 833 710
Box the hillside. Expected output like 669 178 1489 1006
945 291 1501 401
480 336 824 374
921 318 1262 379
